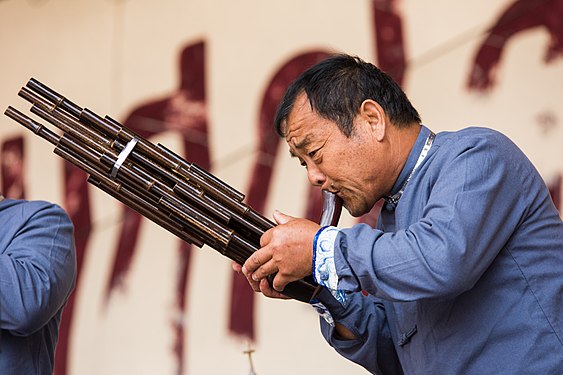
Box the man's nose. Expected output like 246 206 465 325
307 164 326 187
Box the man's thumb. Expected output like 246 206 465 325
273 210 292 225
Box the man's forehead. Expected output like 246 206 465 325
284 94 314 137
283 92 327 158
291 93 314 119
293 92 313 111
284 114 314 150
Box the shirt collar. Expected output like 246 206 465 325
387 124 431 198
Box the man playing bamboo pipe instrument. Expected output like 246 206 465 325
234 54 563 374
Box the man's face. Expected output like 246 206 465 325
284 93 392 217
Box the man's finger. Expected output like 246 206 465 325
272 273 289 292
232 261 242 273
259 227 273 247
250 260 278 282
251 252 261 265
245 272 261 292
242 247 272 275
259 278 291 299
272 210 292 225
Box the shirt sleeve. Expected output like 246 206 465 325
0 201 77 336
333 132 531 301
315 288 402 374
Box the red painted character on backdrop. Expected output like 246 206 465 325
104 41 209 375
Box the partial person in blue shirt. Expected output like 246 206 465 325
0 194 76 374
236 54 563 374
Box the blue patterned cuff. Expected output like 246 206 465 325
309 299 335 327
313 226 347 305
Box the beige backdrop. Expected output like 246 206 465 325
0 0 561 374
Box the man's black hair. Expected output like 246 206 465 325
274 54 421 137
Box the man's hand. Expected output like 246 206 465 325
241 210 320 293
232 261 290 299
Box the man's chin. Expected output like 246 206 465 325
344 202 368 218
344 199 377 218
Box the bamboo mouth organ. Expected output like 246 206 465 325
4 78 342 303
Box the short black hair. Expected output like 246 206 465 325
274 54 421 137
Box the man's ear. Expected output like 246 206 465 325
360 99 386 141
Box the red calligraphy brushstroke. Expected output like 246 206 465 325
104 41 209 373
372 0 407 85
548 174 561 212
1 136 25 199
357 0 408 227
468 0 563 91
228 52 331 340
55 162 93 375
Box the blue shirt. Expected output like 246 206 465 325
0 198 76 374
313 126 563 374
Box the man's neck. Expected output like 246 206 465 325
388 123 422 183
